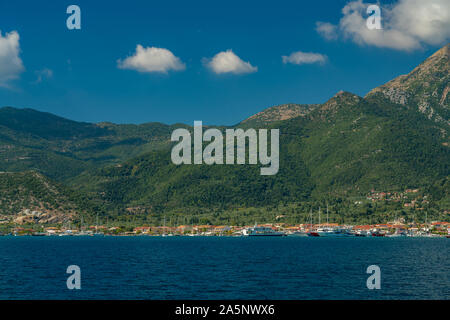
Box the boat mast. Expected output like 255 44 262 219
309 208 312 230
163 215 166 236
327 204 329 225
319 207 321 225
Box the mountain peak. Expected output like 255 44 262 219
332 90 359 99
319 91 361 113
366 43 449 124
241 92 362 125
240 103 318 125
415 43 449 73
431 43 449 58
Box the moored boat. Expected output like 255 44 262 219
289 230 308 236
243 224 285 236
31 232 47 236
316 227 352 237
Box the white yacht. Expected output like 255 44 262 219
316 226 351 237
243 224 285 236
288 230 308 237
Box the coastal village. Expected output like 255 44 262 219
1 186 448 237
4 220 450 237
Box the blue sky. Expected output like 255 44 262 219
0 0 448 125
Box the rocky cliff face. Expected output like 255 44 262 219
366 44 449 125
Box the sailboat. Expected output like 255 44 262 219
312 205 351 237
307 208 319 237
77 216 92 236
162 216 168 237
93 213 104 236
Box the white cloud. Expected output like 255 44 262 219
282 51 328 65
317 0 450 51
389 0 450 45
0 30 24 87
117 45 185 73
316 22 338 40
204 50 257 74
33 68 53 84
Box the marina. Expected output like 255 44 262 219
4 221 449 238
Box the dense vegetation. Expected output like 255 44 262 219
0 107 188 180
68 91 447 225
0 171 80 216
0 45 448 226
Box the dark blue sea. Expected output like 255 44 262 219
0 236 448 300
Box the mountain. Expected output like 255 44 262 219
287 92 448 195
0 108 183 180
82 86 447 213
366 43 449 126
0 171 82 223
0 107 105 139
240 103 318 126
0 44 448 225
312 91 362 118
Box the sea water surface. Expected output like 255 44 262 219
0 236 448 300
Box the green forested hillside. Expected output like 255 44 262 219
0 107 187 180
289 92 449 195
0 171 81 218
0 45 448 225
75 91 448 219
